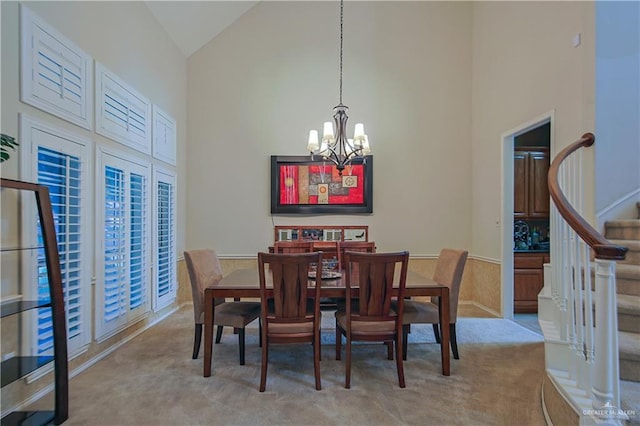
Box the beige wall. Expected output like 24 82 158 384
470 1 595 261
186 1 473 258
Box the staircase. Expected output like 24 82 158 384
607 202 640 383
608 202 640 423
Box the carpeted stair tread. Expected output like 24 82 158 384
618 294 640 314
620 331 640 382
606 219 640 240
619 331 640 362
617 264 640 280
618 294 640 333
610 239 640 265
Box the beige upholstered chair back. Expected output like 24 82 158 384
184 249 224 324
432 249 468 323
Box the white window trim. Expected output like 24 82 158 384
95 62 151 155
94 144 152 340
20 4 93 130
19 113 93 356
152 105 177 166
152 165 177 311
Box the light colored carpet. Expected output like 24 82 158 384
63 306 546 426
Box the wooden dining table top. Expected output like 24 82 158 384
203 268 451 377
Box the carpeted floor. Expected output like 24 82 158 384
56 306 546 426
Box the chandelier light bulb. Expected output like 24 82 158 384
307 130 319 152
322 122 335 143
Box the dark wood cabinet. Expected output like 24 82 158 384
514 148 550 219
514 253 550 313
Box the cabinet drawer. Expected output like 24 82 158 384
514 254 544 269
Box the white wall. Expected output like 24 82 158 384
595 1 640 216
187 1 473 257
0 0 188 255
470 1 596 260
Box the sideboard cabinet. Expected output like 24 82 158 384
1 178 68 425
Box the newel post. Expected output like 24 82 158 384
590 259 622 423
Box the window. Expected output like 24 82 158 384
95 63 151 155
20 115 92 356
95 147 151 339
20 5 93 130
152 105 177 165
153 167 176 310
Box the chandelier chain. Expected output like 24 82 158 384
339 0 343 106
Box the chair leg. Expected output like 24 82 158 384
335 323 342 360
215 325 223 344
432 323 441 344
260 334 268 392
386 341 393 360
402 324 409 361
395 336 406 388
258 318 262 348
450 323 459 360
238 328 245 365
345 336 352 389
313 324 321 390
193 324 202 359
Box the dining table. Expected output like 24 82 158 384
203 268 450 377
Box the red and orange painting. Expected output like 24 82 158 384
279 164 364 205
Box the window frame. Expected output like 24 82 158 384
94 145 152 341
19 114 93 356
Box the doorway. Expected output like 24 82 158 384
500 111 554 323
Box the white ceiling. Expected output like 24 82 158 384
144 1 259 58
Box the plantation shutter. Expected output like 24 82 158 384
96 150 150 339
20 5 92 130
154 169 176 309
95 63 151 155
36 146 83 355
103 165 127 324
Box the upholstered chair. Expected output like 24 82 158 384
398 248 468 360
184 249 261 365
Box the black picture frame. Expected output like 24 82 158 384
270 155 373 214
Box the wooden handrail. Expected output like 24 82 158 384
548 133 628 260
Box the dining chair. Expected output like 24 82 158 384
184 249 261 365
397 248 468 360
257 251 323 392
273 240 314 253
335 251 409 389
336 240 376 271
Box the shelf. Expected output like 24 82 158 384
1 410 55 426
1 301 52 318
1 356 55 387
0 246 43 253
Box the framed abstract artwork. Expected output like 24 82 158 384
270 155 373 214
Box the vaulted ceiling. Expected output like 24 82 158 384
144 1 259 58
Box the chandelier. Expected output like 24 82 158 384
306 0 371 176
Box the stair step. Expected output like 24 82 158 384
610 239 640 265
606 220 640 240
617 264 640 297
620 331 640 382
618 294 640 333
